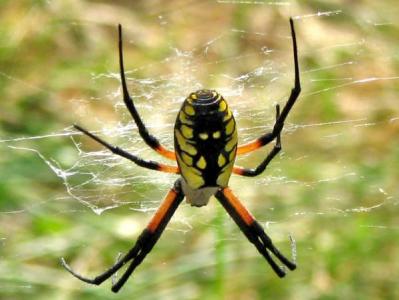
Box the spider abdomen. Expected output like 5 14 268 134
174 90 238 195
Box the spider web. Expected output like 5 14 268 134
1 1 399 298
6 13 396 215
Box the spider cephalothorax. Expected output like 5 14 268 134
62 18 301 293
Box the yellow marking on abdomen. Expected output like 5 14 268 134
179 111 193 125
175 130 197 156
219 101 227 112
181 125 193 139
217 163 234 187
217 113 237 187
218 154 226 167
223 108 232 121
182 152 193 166
176 152 204 189
199 132 209 140
196 156 207 169
229 146 237 161
184 104 195 116
225 118 235 135
225 135 237 152
212 131 221 139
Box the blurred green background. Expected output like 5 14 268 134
1 1 398 299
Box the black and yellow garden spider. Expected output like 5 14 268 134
61 18 301 293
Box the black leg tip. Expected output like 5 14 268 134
272 265 287 278
60 257 67 266
60 257 73 272
73 124 89 135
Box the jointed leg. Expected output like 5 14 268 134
74 124 179 174
237 17 301 155
215 187 296 277
61 179 185 293
118 24 176 160
233 105 281 177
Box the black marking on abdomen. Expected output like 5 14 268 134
175 90 237 188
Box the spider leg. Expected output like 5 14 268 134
237 17 301 156
233 105 281 177
118 24 176 161
61 179 185 293
74 124 179 174
215 187 296 277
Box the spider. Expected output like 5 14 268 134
61 18 301 293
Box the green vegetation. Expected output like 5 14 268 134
1 1 398 299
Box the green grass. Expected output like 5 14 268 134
1 1 399 299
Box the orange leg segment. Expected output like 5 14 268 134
236 139 264 155
147 188 179 233
232 166 246 175
155 145 177 160
222 187 255 225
